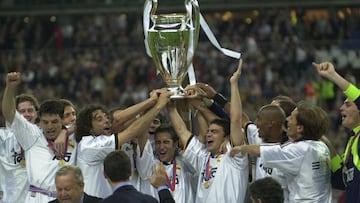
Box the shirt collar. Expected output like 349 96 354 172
113 181 132 192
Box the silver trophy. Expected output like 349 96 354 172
144 0 200 98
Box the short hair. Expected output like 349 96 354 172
277 100 296 118
75 104 109 142
154 124 179 143
15 93 39 111
296 101 329 140
249 177 284 203
39 99 64 119
103 150 131 182
55 165 84 186
209 118 230 137
259 104 286 129
60 99 75 109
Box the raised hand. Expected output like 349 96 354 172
6 72 22 88
312 61 336 79
230 59 243 84
148 162 168 189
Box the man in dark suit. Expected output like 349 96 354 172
101 150 175 203
49 165 102 203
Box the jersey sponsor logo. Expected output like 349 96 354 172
259 163 273 175
52 152 72 162
12 150 23 165
312 161 320 170
201 167 218 182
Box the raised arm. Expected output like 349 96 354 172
229 59 244 146
312 61 349 90
116 89 171 148
111 90 158 132
167 100 192 149
2 72 21 124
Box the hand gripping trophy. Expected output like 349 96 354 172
143 0 200 98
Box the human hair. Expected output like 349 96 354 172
75 104 109 142
60 99 75 109
55 165 84 186
154 124 179 143
277 100 296 118
272 95 293 103
39 99 64 119
209 118 230 137
296 101 329 140
249 177 284 203
103 150 131 182
259 104 286 129
15 93 39 111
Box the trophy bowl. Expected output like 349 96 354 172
145 0 199 99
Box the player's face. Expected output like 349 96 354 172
155 132 177 163
39 114 63 140
17 101 37 124
206 123 226 155
286 108 302 141
56 172 83 203
149 118 161 134
90 109 112 136
62 105 76 127
340 98 360 130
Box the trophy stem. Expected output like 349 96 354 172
168 86 185 99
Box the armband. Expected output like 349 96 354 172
213 93 228 107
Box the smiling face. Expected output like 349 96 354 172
62 105 76 127
17 101 38 124
340 98 360 130
56 171 84 203
206 123 226 156
90 109 112 136
39 114 63 140
155 131 177 163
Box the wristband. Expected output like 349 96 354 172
213 93 228 107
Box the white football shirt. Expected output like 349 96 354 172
260 140 332 203
0 128 28 203
76 134 117 198
183 137 248 203
9 112 77 203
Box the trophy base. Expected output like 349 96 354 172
168 87 185 99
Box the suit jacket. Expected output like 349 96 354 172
158 189 175 203
48 192 102 203
100 185 158 203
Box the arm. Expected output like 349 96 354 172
194 110 208 144
230 145 260 157
167 100 192 150
112 91 158 132
229 59 244 146
313 62 350 91
2 72 20 124
116 89 171 148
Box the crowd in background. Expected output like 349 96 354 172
0 7 359 154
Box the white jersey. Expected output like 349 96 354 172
121 142 142 191
183 137 248 203
137 140 196 203
8 111 77 203
76 134 117 198
0 128 29 203
245 123 290 202
260 140 332 203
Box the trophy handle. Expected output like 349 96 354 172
185 0 200 55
